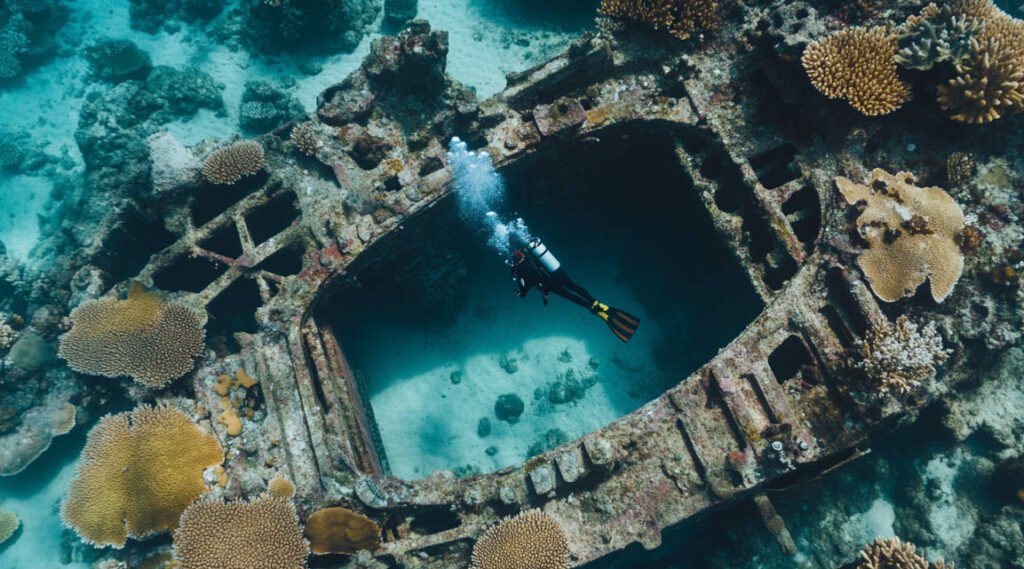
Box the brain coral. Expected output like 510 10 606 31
58 282 205 389
173 496 309 569
0 509 18 545
304 506 381 555
470 509 569 569
60 405 224 548
802 27 911 116
202 140 266 185
599 0 720 41
835 169 965 303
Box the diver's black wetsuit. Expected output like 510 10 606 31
511 254 596 310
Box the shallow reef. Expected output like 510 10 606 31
0 0 1023 568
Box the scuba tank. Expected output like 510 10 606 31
528 238 561 273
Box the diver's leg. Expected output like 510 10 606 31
550 287 593 310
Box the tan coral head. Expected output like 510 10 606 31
836 168 965 303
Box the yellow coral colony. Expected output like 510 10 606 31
60 405 224 548
304 507 382 555
0 509 19 545
173 496 309 569
267 475 296 500
802 27 912 116
470 509 570 569
58 282 205 388
836 169 965 303
214 369 259 437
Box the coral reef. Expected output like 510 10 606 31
494 393 525 424
802 27 911 116
303 506 381 555
835 169 966 303
598 0 721 41
0 509 18 545
0 0 67 81
937 36 1024 124
58 283 205 389
243 0 380 56
202 141 266 185
470 509 569 569
853 316 950 398
895 3 978 70
239 81 305 134
60 405 224 548
854 537 931 569
83 39 153 83
173 496 309 569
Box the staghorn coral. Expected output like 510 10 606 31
173 496 309 569
470 509 569 569
802 27 911 116
835 169 965 302
201 141 266 185
598 0 721 41
854 537 942 569
854 316 950 397
0 509 18 545
895 3 978 70
304 507 381 555
58 282 205 389
60 405 224 548
937 36 1024 124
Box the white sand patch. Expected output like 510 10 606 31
843 497 897 548
0 175 52 263
0 456 87 569
922 452 976 558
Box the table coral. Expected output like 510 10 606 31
58 282 205 389
802 27 911 116
835 169 965 303
60 405 224 548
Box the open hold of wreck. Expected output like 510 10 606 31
72 6 997 567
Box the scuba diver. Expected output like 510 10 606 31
509 238 641 343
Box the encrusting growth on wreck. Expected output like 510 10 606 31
60 405 224 548
835 169 966 303
213 368 258 437
802 27 911 116
57 282 206 388
470 509 570 569
173 495 309 569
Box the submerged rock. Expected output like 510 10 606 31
494 393 524 424
528 428 569 458
238 81 305 134
477 417 491 438
84 39 152 82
